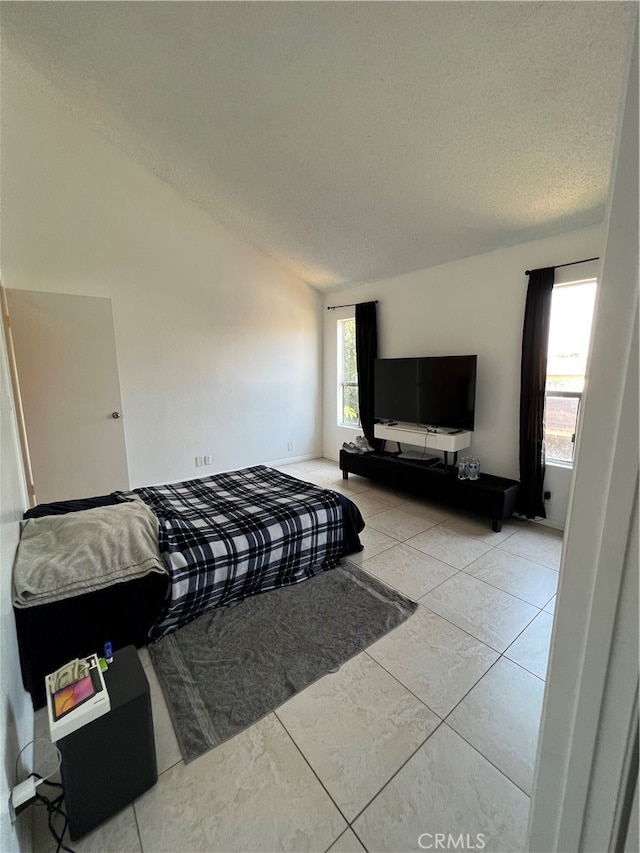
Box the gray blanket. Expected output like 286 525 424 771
13 501 167 607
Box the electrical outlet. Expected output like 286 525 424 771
203 455 212 466
195 456 203 467
287 441 294 452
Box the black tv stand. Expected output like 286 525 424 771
340 450 519 532
396 453 439 466
424 461 454 473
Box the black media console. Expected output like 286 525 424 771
339 450 519 532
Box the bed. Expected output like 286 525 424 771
13 465 365 708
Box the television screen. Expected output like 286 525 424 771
374 358 420 422
418 355 477 431
374 355 477 431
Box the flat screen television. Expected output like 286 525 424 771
374 355 477 431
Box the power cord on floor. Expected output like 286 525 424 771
32 775 76 853
10 736 76 851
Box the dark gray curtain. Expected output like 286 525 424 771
355 302 378 448
518 267 555 518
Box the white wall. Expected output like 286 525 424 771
1 61 323 489
0 321 33 852
323 225 604 528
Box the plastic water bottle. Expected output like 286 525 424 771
468 458 480 481
457 457 469 480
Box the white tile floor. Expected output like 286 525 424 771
33 457 562 853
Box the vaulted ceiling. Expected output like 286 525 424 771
2 2 635 289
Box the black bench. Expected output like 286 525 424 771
339 450 520 532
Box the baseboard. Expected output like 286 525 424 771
267 453 322 467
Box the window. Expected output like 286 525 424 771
545 279 597 464
337 318 360 427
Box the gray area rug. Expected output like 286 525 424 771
149 560 417 763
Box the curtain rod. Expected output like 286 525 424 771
525 256 599 276
327 300 379 310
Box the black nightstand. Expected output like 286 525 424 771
57 645 157 840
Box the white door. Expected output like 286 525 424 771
5 289 130 504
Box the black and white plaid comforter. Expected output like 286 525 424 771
126 466 345 638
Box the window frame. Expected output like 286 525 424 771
544 390 581 467
544 278 597 467
337 317 360 429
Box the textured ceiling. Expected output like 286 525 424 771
1 2 635 290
